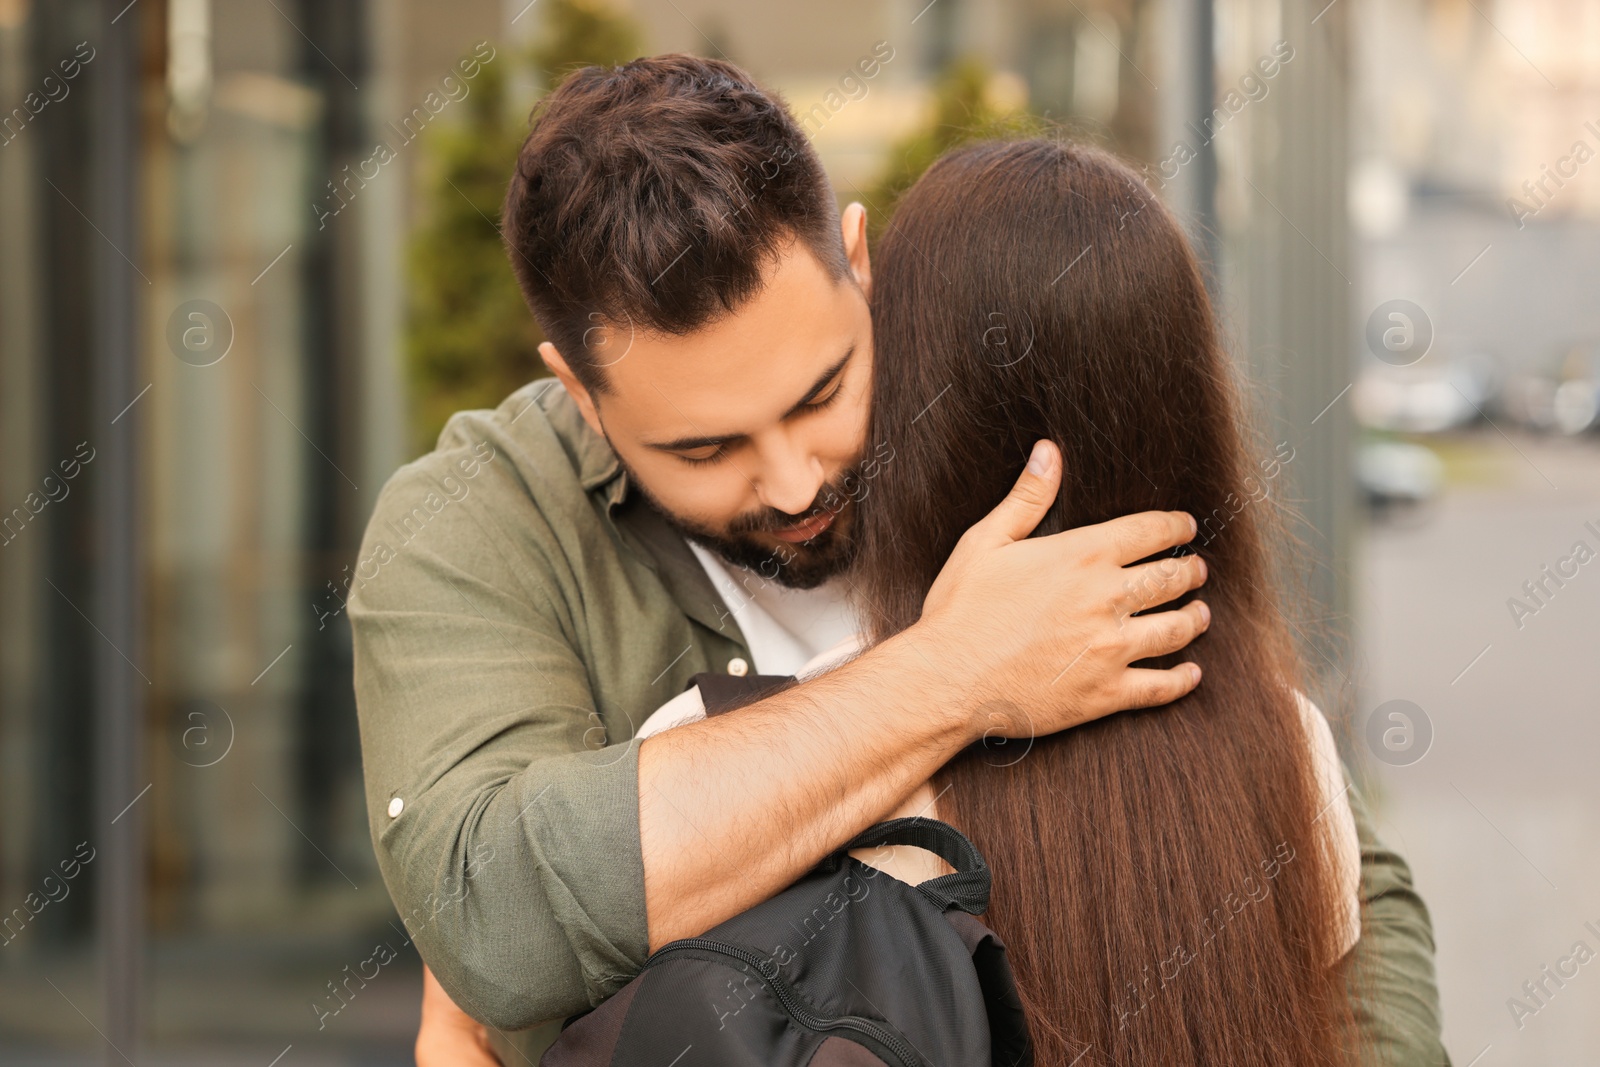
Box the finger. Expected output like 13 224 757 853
1115 663 1203 710
967 440 1062 547
1073 509 1198 566
1124 601 1211 661
1118 553 1208 613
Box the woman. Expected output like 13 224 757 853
420 138 1362 1066
849 138 1360 1066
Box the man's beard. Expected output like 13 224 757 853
618 457 861 590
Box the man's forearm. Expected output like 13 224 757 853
635 493 1210 953
637 625 977 950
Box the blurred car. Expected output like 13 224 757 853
1498 373 1559 432
1353 350 1499 434
1553 379 1599 434
1497 341 1600 435
1359 438 1445 512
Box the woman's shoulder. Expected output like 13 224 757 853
1292 690 1363 960
634 685 708 740
1291 692 1343 790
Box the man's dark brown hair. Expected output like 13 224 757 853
502 53 849 394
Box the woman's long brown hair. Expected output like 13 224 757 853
855 140 1355 1066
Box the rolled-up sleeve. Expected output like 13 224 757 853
349 455 649 1030
1343 768 1450 1065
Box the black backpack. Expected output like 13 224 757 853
540 674 1034 1067
541 817 1033 1067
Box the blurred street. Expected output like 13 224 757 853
1359 430 1600 1065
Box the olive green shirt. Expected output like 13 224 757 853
349 380 1448 1064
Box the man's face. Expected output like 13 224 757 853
550 220 874 589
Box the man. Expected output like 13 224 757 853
351 54 1446 1064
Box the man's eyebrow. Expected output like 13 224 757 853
781 348 854 417
644 348 854 453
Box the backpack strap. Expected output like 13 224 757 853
944 911 1035 1067
689 671 797 716
834 817 992 916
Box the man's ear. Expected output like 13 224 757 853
539 341 605 438
840 201 872 297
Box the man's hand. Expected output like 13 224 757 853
916 438 1209 741
417 965 502 1067
639 440 1208 950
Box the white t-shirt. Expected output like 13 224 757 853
638 542 862 738
683 540 860 674
644 539 1362 959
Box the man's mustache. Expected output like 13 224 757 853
727 469 859 535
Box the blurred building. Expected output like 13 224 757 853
1 0 414 1059
1352 0 1600 383
1356 0 1600 224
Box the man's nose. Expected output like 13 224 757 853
753 433 826 518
